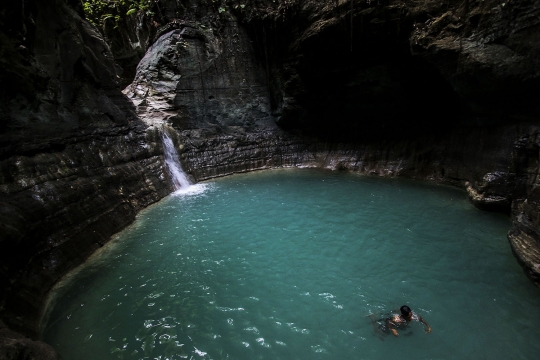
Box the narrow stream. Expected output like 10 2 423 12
42 169 540 359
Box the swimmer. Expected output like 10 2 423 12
387 305 431 337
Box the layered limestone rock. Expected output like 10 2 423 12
122 1 292 180
0 0 171 350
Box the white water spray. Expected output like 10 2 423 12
161 132 191 191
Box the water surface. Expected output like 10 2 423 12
42 169 540 359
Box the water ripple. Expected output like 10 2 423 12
43 170 540 360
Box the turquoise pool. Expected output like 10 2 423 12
42 169 540 359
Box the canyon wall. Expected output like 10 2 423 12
0 0 171 355
0 0 539 358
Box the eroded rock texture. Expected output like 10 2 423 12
0 319 60 360
123 10 276 130
124 0 540 286
0 0 170 349
1 0 540 357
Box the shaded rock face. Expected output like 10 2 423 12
126 0 540 285
0 0 171 347
410 0 540 121
0 320 60 360
124 16 276 133
231 0 539 141
100 11 156 88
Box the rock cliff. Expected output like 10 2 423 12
0 0 539 357
0 0 170 352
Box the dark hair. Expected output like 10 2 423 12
400 305 411 316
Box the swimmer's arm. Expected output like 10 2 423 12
386 319 399 337
419 316 432 333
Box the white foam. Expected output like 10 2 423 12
171 183 211 197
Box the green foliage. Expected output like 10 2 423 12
82 0 153 28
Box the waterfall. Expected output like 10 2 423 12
161 132 191 191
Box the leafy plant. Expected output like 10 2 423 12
82 0 154 29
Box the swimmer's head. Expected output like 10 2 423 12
400 305 412 316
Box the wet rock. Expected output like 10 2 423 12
0 0 170 341
0 320 60 360
508 213 540 285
